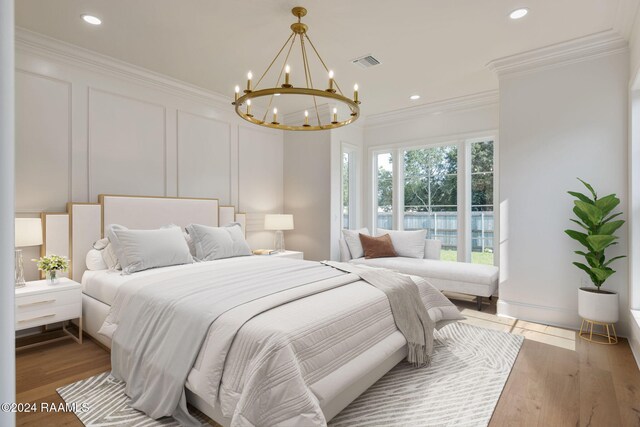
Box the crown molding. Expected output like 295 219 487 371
487 30 628 79
15 27 233 110
364 90 498 129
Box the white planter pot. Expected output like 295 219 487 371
578 287 619 323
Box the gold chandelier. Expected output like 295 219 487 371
232 6 360 131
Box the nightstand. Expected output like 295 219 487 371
270 250 304 260
15 278 82 349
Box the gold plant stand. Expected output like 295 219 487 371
579 318 618 345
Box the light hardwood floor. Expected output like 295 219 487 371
15 299 640 427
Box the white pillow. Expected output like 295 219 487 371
186 223 251 261
342 228 369 259
93 237 120 270
376 229 427 259
86 249 108 271
183 232 197 257
107 224 194 274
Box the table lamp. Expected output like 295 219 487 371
264 214 294 253
15 218 43 287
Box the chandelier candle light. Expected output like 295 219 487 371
232 6 361 131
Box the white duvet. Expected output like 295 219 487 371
99 257 458 426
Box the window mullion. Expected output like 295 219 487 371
460 141 470 262
394 148 404 230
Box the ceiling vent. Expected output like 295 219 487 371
351 54 381 69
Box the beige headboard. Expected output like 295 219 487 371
41 195 246 281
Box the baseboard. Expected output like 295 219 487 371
497 298 630 338
629 311 640 369
497 299 581 330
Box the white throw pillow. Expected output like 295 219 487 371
107 224 194 274
183 232 197 257
186 223 251 261
342 228 369 259
376 229 427 259
85 249 108 271
93 237 120 270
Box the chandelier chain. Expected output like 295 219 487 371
262 33 297 123
305 34 345 97
299 35 312 120
300 34 322 126
254 32 294 91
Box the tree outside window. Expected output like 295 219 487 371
403 145 458 260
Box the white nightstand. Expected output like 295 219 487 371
15 277 82 349
268 250 304 260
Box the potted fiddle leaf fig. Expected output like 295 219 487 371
564 178 625 324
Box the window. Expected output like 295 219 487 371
403 145 458 261
342 152 350 229
371 136 496 265
470 141 494 265
376 152 393 229
342 144 358 230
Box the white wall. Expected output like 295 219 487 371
0 1 16 425
630 8 640 80
283 131 332 261
364 98 499 149
15 30 284 280
630 90 640 364
497 50 630 335
283 121 364 262
627 12 640 365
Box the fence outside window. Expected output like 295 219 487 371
375 206 494 253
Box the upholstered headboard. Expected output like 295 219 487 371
41 195 247 280
99 195 219 234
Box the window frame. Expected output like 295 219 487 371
341 142 359 230
372 150 395 231
369 132 498 264
465 137 498 265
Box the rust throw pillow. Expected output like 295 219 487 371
359 233 398 259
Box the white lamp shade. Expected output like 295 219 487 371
264 214 294 231
15 218 43 247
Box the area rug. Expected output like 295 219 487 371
57 322 523 427
329 322 524 427
56 373 209 426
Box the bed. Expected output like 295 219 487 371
43 195 460 426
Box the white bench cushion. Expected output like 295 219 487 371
350 257 498 297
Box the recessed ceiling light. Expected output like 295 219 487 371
509 8 528 20
410 95 420 100
81 14 102 25
274 93 281 96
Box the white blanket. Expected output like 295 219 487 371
100 258 349 425
100 257 453 426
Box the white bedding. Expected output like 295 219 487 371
91 257 458 425
82 270 127 305
201 279 402 422
82 263 204 305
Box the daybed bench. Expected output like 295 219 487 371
340 229 499 310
